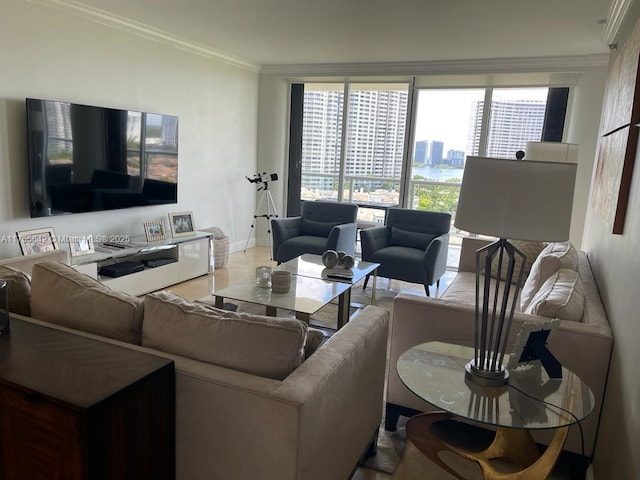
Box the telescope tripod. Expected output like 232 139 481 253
244 182 279 257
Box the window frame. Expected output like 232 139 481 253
291 77 572 212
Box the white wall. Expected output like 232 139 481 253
566 70 609 248
583 6 640 479
255 74 289 248
0 0 259 257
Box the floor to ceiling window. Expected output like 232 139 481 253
300 82 409 224
408 87 550 223
295 80 565 239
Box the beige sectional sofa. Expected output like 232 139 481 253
386 237 613 459
1 253 390 480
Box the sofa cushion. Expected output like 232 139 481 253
143 291 308 380
194 298 327 358
441 271 522 311
0 265 32 316
304 327 327 358
390 227 435 250
30 262 143 344
301 218 340 237
490 241 546 285
520 242 578 311
524 268 585 322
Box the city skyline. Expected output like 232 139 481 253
301 86 548 193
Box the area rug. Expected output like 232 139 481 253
360 417 493 477
360 417 408 474
363 418 578 480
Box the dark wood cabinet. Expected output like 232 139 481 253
0 318 175 480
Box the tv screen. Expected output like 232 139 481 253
26 98 179 217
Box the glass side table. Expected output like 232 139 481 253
397 342 594 480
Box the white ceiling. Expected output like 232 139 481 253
54 0 615 67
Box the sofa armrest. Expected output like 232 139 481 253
275 305 389 479
271 216 302 258
422 233 449 284
327 222 358 255
360 226 390 260
458 237 492 272
0 250 70 275
387 294 613 457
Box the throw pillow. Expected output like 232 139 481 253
0 265 32 316
390 227 435 250
143 291 308 380
489 241 547 285
30 262 144 344
520 242 578 311
524 268 585 322
301 218 340 238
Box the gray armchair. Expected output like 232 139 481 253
360 208 451 296
271 201 359 263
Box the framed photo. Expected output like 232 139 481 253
16 227 59 256
68 235 95 257
168 211 196 238
508 319 561 378
144 221 167 242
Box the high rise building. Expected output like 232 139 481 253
429 141 444 165
446 149 465 167
302 88 407 190
302 90 546 196
467 100 545 158
414 140 428 163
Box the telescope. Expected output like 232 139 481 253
246 172 278 184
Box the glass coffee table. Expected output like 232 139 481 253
397 342 594 480
212 254 380 329
282 254 380 325
211 274 351 326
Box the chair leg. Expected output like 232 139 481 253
424 284 430 297
437 279 440 288
362 274 370 290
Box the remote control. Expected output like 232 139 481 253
327 273 353 281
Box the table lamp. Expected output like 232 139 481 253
525 142 579 163
454 156 577 386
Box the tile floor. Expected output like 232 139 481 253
163 245 458 480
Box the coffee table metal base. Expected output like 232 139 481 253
211 297 315 324
406 412 569 480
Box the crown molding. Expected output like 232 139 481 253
23 0 611 78
602 0 634 47
24 0 260 72
260 54 611 78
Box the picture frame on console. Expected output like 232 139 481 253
144 221 167 242
16 227 59 255
68 235 95 257
168 211 196 238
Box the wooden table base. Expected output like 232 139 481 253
406 412 569 480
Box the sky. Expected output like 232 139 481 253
414 88 549 153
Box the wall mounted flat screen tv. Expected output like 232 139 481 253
26 98 179 217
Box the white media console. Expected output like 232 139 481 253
71 231 213 296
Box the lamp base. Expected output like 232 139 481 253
465 360 510 387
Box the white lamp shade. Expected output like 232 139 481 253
525 142 579 163
454 156 577 241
